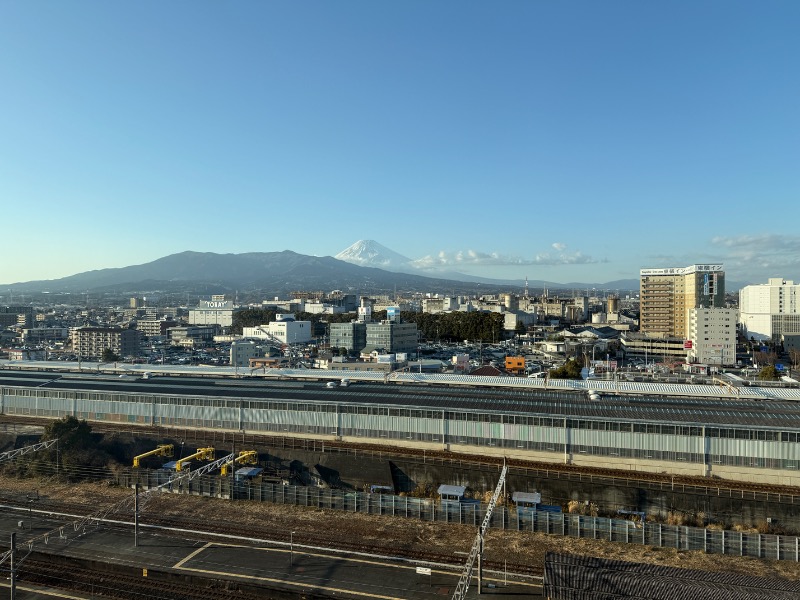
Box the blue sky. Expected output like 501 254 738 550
1 1 798 287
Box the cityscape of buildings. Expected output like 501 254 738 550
1 264 798 379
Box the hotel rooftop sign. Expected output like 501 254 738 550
640 264 723 276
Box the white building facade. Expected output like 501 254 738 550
188 299 239 328
687 308 738 366
268 319 312 345
230 340 263 367
739 278 800 342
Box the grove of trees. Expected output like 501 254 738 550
231 308 508 345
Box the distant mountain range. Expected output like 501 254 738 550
2 243 647 296
0 250 530 296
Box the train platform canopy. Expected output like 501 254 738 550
512 491 541 506
543 552 800 599
437 484 466 501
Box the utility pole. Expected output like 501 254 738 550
134 484 139 547
10 532 16 600
477 531 483 594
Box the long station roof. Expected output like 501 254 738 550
2 369 800 430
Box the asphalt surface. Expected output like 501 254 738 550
0 506 542 599
2 369 800 429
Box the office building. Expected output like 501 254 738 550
330 321 367 354
365 321 418 355
188 297 240 328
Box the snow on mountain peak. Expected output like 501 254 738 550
335 240 411 268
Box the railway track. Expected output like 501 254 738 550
4 414 800 499
0 492 539 579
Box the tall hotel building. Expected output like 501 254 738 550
639 264 726 339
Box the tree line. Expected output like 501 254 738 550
231 308 506 344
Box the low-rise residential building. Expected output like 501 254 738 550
135 318 180 338
22 327 70 344
230 340 265 367
168 325 217 348
3 348 47 361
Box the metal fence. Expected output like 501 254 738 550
121 470 800 561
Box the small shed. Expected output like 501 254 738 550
512 491 541 508
235 467 263 481
437 484 466 502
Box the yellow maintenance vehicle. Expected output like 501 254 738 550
175 447 215 471
220 450 258 476
133 444 174 468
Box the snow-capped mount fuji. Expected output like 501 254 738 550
335 240 412 269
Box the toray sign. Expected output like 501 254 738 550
201 300 232 309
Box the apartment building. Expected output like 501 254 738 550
71 327 141 359
687 308 738 366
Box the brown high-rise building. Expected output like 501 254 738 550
639 264 725 339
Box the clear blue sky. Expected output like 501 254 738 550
1 1 798 287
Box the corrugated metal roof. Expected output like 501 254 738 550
4 371 800 430
235 467 263 477
437 484 465 497
511 491 541 504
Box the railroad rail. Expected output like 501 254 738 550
0 494 539 579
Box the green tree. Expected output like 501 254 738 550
549 357 584 380
38 416 113 476
757 365 780 381
43 415 93 450
514 321 527 336
101 348 120 362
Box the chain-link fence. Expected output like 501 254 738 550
121 470 800 561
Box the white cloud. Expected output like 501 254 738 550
711 234 800 281
410 247 602 269
552 242 567 252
